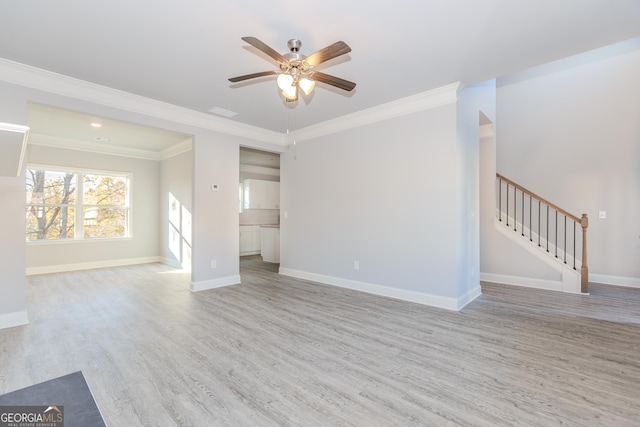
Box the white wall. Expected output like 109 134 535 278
25 144 161 273
0 175 27 328
455 81 496 299
0 82 29 328
479 132 561 284
160 149 192 269
280 87 490 310
491 37 640 286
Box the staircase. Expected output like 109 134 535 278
495 174 589 294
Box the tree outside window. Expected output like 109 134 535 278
26 167 130 241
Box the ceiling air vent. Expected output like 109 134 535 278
207 107 238 118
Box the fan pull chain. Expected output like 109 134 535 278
286 98 297 160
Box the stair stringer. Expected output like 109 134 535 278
492 218 583 294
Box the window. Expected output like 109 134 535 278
26 166 130 241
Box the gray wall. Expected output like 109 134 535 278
487 37 640 285
281 106 456 297
280 81 495 308
190 130 246 290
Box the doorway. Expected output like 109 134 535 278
239 147 281 269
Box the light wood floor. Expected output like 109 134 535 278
1 256 639 426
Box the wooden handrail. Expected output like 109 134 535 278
496 173 589 293
496 173 581 223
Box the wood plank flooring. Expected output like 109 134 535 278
1 256 639 426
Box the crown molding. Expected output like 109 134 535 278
0 58 285 145
29 132 192 161
1 58 462 146
290 82 461 142
160 138 193 161
0 122 29 177
28 133 162 161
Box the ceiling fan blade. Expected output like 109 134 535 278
311 72 356 92
305 41 352 67
241 36 287 63
228 71 277 83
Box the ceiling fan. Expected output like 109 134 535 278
228 36 356 101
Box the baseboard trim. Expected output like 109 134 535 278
161 257 191 271
279 268 477 311
190 275 241 292
480 272 562 291
0 310 29 330
457 285 483 310
26 256 164 276
590 273 640 289
240 251 261 256
161 257 182 269
480 272 639 292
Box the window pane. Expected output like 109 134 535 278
26 206 75 240
26 169 76 204
26 168 129 241
83 174 126 206
83 208 126 238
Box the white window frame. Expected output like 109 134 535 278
26 164 132 243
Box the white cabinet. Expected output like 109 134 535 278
243 179 279 209
239 228 253 253
267 181 280 209
239 226 261 255
243 179 267 209
261 226 280 263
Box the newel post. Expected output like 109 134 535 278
580 213 589 293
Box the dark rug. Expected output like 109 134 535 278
0 371 106 427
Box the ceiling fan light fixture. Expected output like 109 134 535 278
281 85 297 100
299 77 315 95
229 37 356 101
277 73 294 91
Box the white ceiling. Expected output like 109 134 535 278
1 1 640 150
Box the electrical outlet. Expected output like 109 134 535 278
211 260 217 268
354 260 359 270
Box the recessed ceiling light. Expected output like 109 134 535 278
207 106 238 118
90 122 102 128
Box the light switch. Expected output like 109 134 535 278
211 184 220 192
599 210 606 219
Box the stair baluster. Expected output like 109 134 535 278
496 174 589 293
